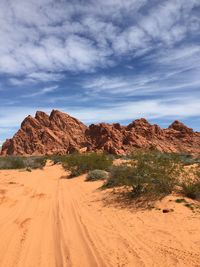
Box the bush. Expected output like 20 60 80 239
181 167 200 199
0 156 47 170
177 153 200 165
24 156 47 169
103 165 134 188
86 169 109 181
181 182 200 199
49 155 68 165
0 156 26 169
104 150 183 198
61 153 113 177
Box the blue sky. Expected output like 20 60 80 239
0 0 200 145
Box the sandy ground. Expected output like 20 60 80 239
0 163 200 267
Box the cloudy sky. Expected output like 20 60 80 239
0 0 200 143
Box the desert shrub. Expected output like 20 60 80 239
181 167 200 199
175 198 186 203
0 156 26 169
86 169 109 181
103 165 134 188
24 156 47 169
113 154 130 160
104 150 183 198
0 156 47 170
181 182 200 199
49 155 68 165
177 153 200 165
61 153 113 177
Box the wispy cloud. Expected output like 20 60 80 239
68 98 200 124
82 67 200 97
21 85 58 98
9 72 64 85
0 0 198 80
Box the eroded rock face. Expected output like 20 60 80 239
1 110 200 155
1 110 88 155
86 123 126 154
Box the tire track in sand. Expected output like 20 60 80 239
57 179 106 267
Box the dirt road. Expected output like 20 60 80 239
0 163 200 267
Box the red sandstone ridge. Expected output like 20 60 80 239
1 110 200 155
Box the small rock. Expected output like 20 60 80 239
162 209 170 213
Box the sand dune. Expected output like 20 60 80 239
0 163 200 267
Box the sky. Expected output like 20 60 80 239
0 0 200 144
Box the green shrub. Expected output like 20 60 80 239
182 181 200 199
49 155 68 165
0 156 47 170
86 169 109 181
104 150 183 198
181 165 200 200
175 198 186 203
61 153 113 177
0 156 26 169
103 165 134 188
177 153 200 165
24 156 47 169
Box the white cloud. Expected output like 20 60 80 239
82 61 200 96
139 0 199 45
68 98 200 124
0 0 198 81
21 85 58 98
83 76 130 92
155 45 200 68
10 72 64 85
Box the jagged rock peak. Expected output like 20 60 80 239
168 120 193 133
35 111 50 127
127 118 151 130
49 109 69 119
21 115 41 129
49 109 87 131
35 111 49 120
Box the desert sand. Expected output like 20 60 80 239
0 162 200 267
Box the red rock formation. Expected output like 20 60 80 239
1 110 88 155
86 123 126 154
1 110 200 155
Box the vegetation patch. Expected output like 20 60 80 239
181 181 200 200
175 198 186 203
177 153 200 165
59 153 113 177
180 166 200 200
103 150 184 199
86 169 109 181
0 156 47 170
184 203 195 211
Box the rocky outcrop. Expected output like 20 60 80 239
1 110 88 155
1 110 200 155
